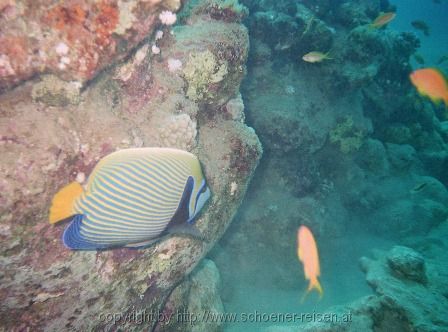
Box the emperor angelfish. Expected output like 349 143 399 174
49 148 211 250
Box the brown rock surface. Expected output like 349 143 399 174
0 0 261 330
0 0 183 91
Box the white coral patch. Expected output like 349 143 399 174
151 44 160 55
155 30 164 40
61 56 71 64
75 172 85 184
159 10 177 25
230 181 238 196
226 95 245 122
159 114 197 150
55 42 69 55
134 44 149 65
0 54 15 76
167 58 182 72
115 0 137 34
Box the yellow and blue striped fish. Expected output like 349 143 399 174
49 148 211 250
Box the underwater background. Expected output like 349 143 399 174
1 0 448 331
209 0 448 331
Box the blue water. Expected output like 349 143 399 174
391 0 448 66
208 0 448 331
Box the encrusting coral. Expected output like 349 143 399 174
31 75 82 107
158 114 198 150
0 0 184 91
182 50 228 102
329 116 365 154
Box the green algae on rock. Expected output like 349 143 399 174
329 117 366 154
182 50 228 102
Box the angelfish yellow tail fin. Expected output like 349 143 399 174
49 182 83 224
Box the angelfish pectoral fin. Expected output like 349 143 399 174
167 223 206 241
124 238 161 249
125 224 205 250
164 174 206 241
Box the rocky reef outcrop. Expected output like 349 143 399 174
0 0 183 91
154 259 224 332
302 223 448 332
0 0 261 330
260 222 448 332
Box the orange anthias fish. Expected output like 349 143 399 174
370 12 396 28
297 225 323 301
410 68 448 107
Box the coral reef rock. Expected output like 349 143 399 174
0 0 262 330
386 246 427 284
0 0 184 92
358 244 448 331
263 228 448 332
154 259 224 332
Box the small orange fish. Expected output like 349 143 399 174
370 12 396 28
297 225 323 301
410 68 448 107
